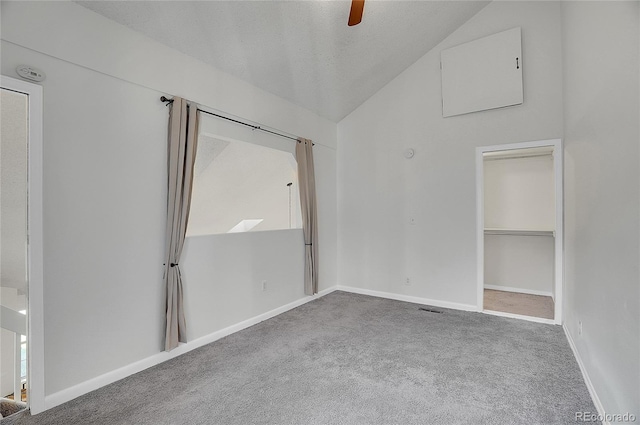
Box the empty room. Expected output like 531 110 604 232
0 1 638 424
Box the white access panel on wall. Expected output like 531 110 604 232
441 27 523 117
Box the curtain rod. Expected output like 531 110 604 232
160 96 310 144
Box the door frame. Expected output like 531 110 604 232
476 138 563 325
1 75 45 413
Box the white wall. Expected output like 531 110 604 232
2 0 635 418
484 155 555 230
0 0 337 401
562 1 639 418
0 88 28 291
484 234 554 296
182 230 305 341
337 1 563 306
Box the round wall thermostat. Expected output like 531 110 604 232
16 65 46 82
404 148 415 159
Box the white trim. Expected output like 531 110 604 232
44 286 337 410
477 139 562 153
482 309 556 325
1 75 45 414
476 139 564 325
563 325 608 425
336 286 477 312
476 146 485 312
552 141 564 324
484 285 554 299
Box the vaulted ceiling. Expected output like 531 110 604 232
77 1 490 122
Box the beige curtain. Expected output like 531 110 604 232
164 97 199 351
296 138 318 295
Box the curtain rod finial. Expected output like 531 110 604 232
160 96 174 105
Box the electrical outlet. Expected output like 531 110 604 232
578 321 582 336
405 277 411 285
261 280 267 291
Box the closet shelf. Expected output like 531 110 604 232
484 228 555 237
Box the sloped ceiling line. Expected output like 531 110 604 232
76 1 490 122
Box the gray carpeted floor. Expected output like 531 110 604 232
4 291 597 424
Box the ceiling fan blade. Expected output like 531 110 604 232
348 0 365 26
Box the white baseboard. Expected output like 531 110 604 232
336 285 477 312
44 286 337 411
42 286 586 417
484 284 553 299
563 325 608 425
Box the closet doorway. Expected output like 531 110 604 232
476 139 563 324
0 75 45 415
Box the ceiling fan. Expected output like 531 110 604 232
348 0 365 26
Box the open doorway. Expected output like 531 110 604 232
476 139 563 324
0 75 44 416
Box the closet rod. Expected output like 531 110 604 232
160 96 310 144
484 229 555 237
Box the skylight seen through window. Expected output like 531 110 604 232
187 134 302 236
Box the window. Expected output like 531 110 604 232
187 130 302 236
18 310 27 380
20 335 27 381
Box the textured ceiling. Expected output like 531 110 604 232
76 1 490 122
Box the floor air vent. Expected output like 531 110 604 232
419 307 443 314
